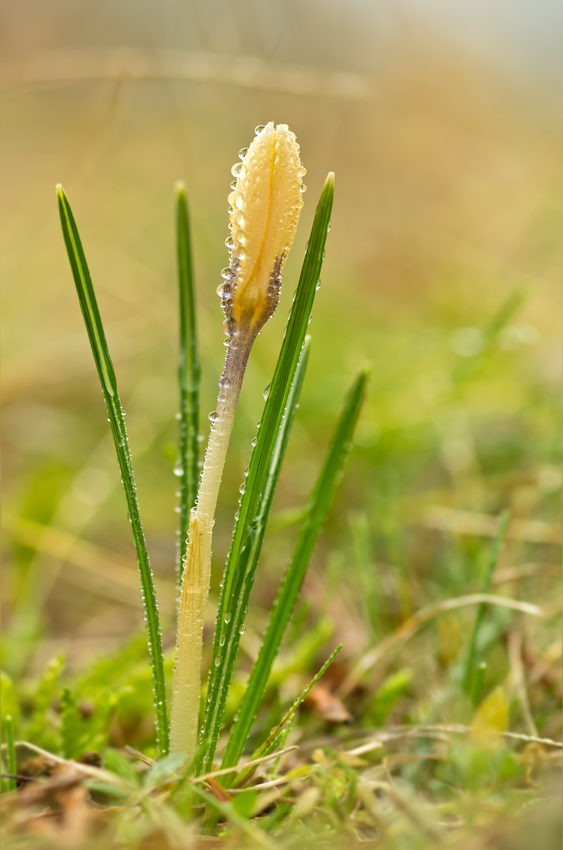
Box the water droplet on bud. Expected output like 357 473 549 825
222 317 236 336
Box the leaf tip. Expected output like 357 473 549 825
56 184 68 215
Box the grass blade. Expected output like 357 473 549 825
462 510 511 694
60 688 82 759
56 185 169 756
255 337 310 543
233 645 343 787
175 182 201 581
3 717 17 792
222 367 369 773
197 173 335 773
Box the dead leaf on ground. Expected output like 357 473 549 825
207 776 232 803
305 683 352 722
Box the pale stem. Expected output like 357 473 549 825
170 331 253 758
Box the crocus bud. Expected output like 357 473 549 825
219 122 306 340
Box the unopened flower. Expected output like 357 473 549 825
219 122 306 339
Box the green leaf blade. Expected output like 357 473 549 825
222 367 369 772
233 644 343 788
2 717 17 793
60 687 82 760
462 510 511 694
175 182 200 582
56 185 169 756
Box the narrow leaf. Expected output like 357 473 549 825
175 182 200 581
197 174 334 773
3 717 17 792
233 644 343 788
223 367 368 773
463 510 510 694
57 185 169 756
60 688 82 760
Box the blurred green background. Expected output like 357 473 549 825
1 0 560 747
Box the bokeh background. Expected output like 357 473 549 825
1 0 561 743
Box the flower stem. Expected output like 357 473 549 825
170 330 253 758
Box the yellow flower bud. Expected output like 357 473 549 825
220 122 306 338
